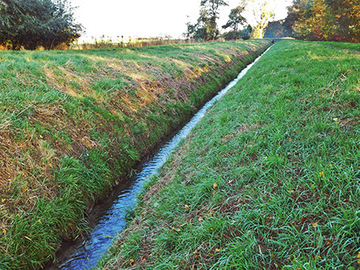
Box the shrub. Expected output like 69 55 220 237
0 0 82 50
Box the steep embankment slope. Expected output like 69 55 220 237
100 40 360 269
0 40 270 269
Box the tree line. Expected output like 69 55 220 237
0 0 358 50
186 0 360 43
186 0 275 41
0 0 81 50
287 0 360 42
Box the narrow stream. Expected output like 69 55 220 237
55 46 271 270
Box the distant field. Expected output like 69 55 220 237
71 37 193 50
100 40 360 269
0 40 270 269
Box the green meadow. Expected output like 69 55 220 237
0 40 270 269
99 40 360 269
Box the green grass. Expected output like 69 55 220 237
0 40 270 269
99 40 360 269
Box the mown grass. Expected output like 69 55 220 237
99 40 360 269
0 40 270 269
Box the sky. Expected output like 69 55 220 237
71 0 293 41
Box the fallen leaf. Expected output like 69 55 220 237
300 216 308 223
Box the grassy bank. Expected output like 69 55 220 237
0 40 270 269
100 40 360 269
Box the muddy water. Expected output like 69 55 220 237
51 46 271 270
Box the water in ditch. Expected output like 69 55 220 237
55 46 271 270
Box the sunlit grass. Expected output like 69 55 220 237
0 40 270 269
99 40 360 269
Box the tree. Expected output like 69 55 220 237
326 0 360 42
200 0 228 40
240 0 275 38
286 0 360 42
186 0 228 41
0 0 82 50
222 6 247 40
251 0 275 38
286 0 312 30
308 0 333 40
186 10 211 40
287 0 316 39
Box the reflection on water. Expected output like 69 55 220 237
59 46 271 270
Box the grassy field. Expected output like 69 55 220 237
70 37 193 50
0 40 270 269
99 40 360 269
